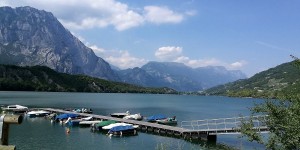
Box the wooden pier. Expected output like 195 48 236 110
41 108 268 142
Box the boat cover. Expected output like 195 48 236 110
95 120 116 128
146 114 167 121
102 123 132 130
55 113 79 120
108 125 134 132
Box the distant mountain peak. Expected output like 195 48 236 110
118 61 247 92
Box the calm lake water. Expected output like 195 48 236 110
0 91 265 150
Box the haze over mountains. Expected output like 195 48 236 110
0 6 247 91
117 62 246 91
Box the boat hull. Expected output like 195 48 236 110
108 129 138 136
157 120 178 125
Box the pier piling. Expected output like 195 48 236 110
0 114 23 150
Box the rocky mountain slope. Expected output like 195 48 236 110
0 6 118 80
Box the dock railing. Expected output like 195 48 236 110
181 115 268 134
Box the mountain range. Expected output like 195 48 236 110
117 62 246 91
0 6 246 91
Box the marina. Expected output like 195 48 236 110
40 107 268 142
1 92 267 149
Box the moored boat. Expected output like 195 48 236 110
107 125 137 136
1 105 28 113
102 123 133 130
27 110 51 117
66 118 81 126
157 116 177 125
91 120 117 132
110 111 130 118
79 120 102 127
73 108 93 114
146 114 167 122
55 113 79 123
66 116 94 126
123 113 143 121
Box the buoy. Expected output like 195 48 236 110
66 128 70 134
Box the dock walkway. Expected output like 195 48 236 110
41 108 268 141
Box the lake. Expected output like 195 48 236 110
0 91 265 150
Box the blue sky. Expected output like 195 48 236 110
1 0 300 77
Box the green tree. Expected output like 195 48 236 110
240 56 300 149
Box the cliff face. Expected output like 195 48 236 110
0 6 118 80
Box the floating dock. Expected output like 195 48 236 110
41 108 268 142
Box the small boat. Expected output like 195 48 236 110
102 123 133 130
146 114 167 122
1 105 28 113
107 125 137 136
81 116 93 121
55 113 79 122
66 118 81 126
73 108 93 114
157 116 177 125
27 110 51 117
79 120 102 127
110 111 130 118
91 120 117 132
66 116 93 126
123 113 143 121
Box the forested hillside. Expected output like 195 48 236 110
0 65 177 94
203 61 300 99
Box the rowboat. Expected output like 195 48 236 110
157 116 177 125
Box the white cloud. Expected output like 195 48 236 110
89 45 105 56
174 56 222 68
1 0 188 31
155 46 247 70
144 6 184 24
228 61 247 70
89 45 147 69
105 51 148 69
155 46 182 60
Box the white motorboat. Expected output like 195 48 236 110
102 123 133 130
110 111 130 118
79 120 102 127
1 105 28 113
123 113 143 120
27 110 51 117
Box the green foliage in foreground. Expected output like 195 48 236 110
239 58 300 149
0 65 177 94
240 95 300 149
